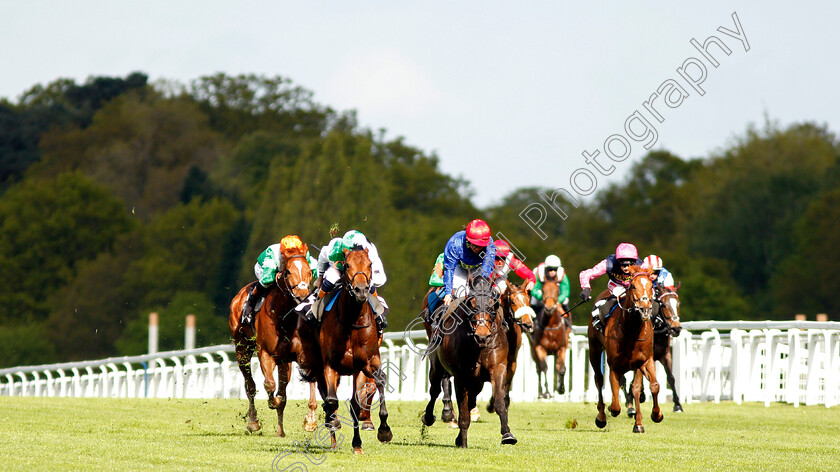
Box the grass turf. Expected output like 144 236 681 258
1 397 838 471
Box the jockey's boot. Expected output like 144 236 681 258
241 284 266 335
591 297 616 334
300 289 328 330
367 290 389 335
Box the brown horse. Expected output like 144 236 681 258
422 275 516 448
588 265 663 433
228 241 319 436
623 284 684 415
297 246 392 454
420 286 458 427
529 278 573 398
487 282 535 413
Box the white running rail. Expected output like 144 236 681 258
1 321 838 407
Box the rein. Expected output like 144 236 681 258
278 254 310 303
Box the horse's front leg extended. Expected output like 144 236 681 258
491 365 516 445
644 359 664 424
274 361 291 437
631 369 644 433
423 360 444 427
322 365 341 448
555 348 567 395
589 342 607 428
535 345 549 398
236 341 260 432
303 382 319 432
454 378 470 448
258 349 279 410
441 377 456 424
367 359 392 443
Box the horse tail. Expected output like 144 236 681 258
298 367 318 384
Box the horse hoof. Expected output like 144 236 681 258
595 417 607 429
353 447 364 455
486 402 495 414
633 425 645 433
246 420 261 432
377 428 393 443
441 409 455 422
421 414 436 427
609 409 621 418
361 420 375 431
447 421 459 428
470 407 480 422
303 419 318 432
673 404 683 413
501 432 518 445
626 408 636 417
639 392 647 403
276 427 285 438
652 412 664 423
456 434 467 448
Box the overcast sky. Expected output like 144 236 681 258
1 2 837 207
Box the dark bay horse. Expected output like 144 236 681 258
588 265 663 433
528 278 572 398
228 241 319 436
422 275 516 448
297 246 392 455
623 284 684 415
487 282 535 413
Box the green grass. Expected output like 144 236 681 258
1 397 839 471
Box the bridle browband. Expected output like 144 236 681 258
277 254 310 303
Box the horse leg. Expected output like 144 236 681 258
492 365 516 445
236 340 260 432
662 351 683 412
631 369 644 433
555 348 567 395
608 368 623 418
622 373 636 417
535 345 549 399
441 377 456 425
355 372 376 431
350 375 364 454
370 362 393 443
454 379 470 448
273 361 290 437
645 359 664 424
423 359 444 427
303 382 319 432
322 365 341 448
589 341 607 428
258 350 280 410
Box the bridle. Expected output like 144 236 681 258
504 287 533 329
277 254 310 303
617 272 654 320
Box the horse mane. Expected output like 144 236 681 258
628 265 652 277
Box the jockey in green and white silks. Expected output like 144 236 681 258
297 230 389 333
529 255 571 312
241 235 316 330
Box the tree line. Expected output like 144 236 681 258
0 72 836 367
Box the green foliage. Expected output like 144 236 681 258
0 322 58 368
0 172 133 323
115 291 229 356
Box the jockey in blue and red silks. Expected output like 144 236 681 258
442 219 497 308
578 242 644 333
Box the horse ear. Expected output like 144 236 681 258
343 247 350 256
675 281 681 291
301 243 308 255
364 247 370 254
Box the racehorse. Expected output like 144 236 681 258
422 275 517 448
228 241 319 436
297 246 392 455
623 284 684 415
487 282 534 413
588 265 663 433
528 277 572 398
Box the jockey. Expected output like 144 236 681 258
442 219 496 307
529 255 570 314
491 240 536 293
642 254 676 290
241 235 317 331
298 230 389 333
578 242 644 333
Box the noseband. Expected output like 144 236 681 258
619 272 654 320
279 254 310 303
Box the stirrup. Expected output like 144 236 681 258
592 317 604 334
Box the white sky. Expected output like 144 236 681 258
1 2 837 207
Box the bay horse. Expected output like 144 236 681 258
588 265 663 433
228 241 320 436
623 284 684 415
297 246 392 455
420 286 458 427
528 277 572 398
422 275 516 448
487 282 535 413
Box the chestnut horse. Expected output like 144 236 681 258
422 275 517 448
623 284 684 415
487 282 535 413
297 246 392 455
588 265 663 433
228 241 319 436
528 278 572 398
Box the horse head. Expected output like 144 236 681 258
541 278 560 316
466 275 500 346
626 265 655 320
343 245 373 303
657 286 682 337
503 282 535 333
277 236 312 302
